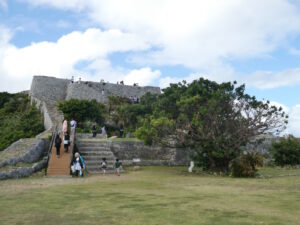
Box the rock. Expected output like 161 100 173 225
0 159 47 180
23 139 48 163
32 159 47 172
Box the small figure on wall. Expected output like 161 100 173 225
92 122 97 138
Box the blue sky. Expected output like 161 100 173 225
0 0 300 136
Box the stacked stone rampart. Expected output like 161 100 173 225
66 81 161 103
30 76 70 102
29 76 161 129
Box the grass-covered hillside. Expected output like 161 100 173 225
0 166 299 225
0 92 44 151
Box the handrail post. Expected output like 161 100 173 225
69 127 76 175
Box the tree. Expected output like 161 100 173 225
57 99 106 125
136 78 288 172
0 92 44 151
270 136 300 166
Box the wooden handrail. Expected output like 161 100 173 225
45 126 58 175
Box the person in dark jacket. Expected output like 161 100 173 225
92 122 97 137
64 131 70 152
55 134 62 158
119 123 124 138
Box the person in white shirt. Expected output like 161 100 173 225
70 118 77 137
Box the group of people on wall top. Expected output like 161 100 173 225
92 123 107 138
129 95 140 104
91 123 124 139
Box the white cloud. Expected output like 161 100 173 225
0 28 150 92
244 68 300 89
159 73 202 89
22 0 300 74
267 102 300 137
124 67 161 86
288 105 300 137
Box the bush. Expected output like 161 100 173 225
270 136 300 166
0 92 44 151
230 151 264 177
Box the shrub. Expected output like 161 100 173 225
270 136 300 166
230 151 264 177
0 92 44 151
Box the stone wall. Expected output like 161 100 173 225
30 76 161 105
30 76 161 130
31 96 53 131
30 76 70 102
66 81 161 103
102 140 190 166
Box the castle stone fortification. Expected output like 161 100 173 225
29 75 161 131
30 75 161 104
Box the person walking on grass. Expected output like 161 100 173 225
64 131 70 152
55 134 62 158
114 158 121 176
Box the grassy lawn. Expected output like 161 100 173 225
0 167 299 225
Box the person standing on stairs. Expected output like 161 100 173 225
92 122 97 137
55 134 62 158
119 123 124 138
64 131 70 152
62 119 68 135
101 158 107 175
101 125 107 139
73 152 84 177
70 118 76 136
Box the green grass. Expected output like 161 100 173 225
0 167 299 225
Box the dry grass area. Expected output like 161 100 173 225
0 166 299 225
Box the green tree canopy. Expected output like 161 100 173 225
0 92 44 151
57 99 106 125
135 78 288 172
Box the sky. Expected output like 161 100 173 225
0 0 300 136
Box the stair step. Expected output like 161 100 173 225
79 151 111 154
83 157 115 161
77 143 109 146
77 147 111 152
85 162 115 166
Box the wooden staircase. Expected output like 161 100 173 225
47 134 73 177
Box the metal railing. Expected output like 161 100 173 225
45 126 58 175
69 127 76 175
